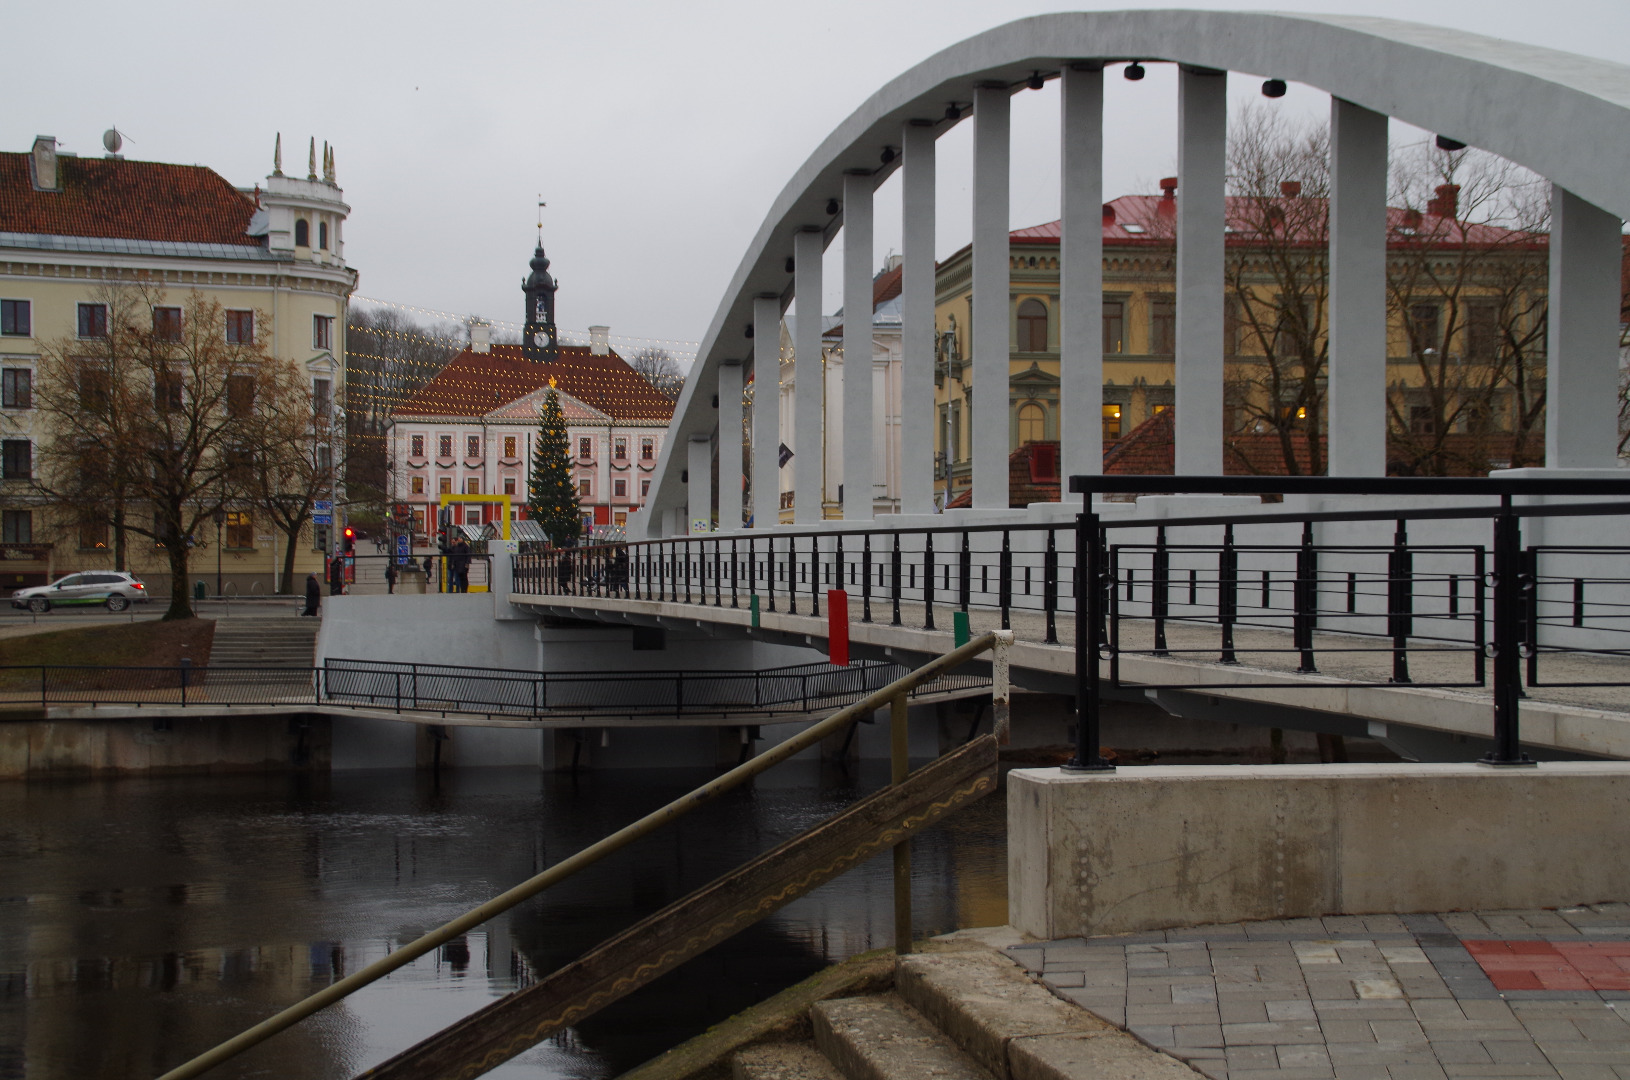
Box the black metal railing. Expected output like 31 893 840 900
511 475 1630 767
0 657 988 720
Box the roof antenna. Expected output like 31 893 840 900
102 127 128 156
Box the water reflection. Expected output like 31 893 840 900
0 761 1007 1079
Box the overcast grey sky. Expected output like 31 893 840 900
8 0 1628 354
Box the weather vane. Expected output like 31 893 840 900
537 196 546 243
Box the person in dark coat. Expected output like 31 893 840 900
384 561 398 594
328 557 345 596
450 539 472 593
302 572 321 616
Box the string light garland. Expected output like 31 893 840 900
351 295 700 365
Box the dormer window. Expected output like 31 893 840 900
294 219 310 247
318 221 329 250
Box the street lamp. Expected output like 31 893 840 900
212 509 227 597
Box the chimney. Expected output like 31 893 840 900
1159 177 1177 200
589 325 610 356
1102 203 1117 226
1280 180 1302 198
1427 183 1461 220
470 317 491 354
1402 208 1424 231
31 136 59 192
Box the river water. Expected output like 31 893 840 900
0 761 1007 1079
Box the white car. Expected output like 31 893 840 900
11 571 151 613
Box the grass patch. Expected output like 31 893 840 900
0 619 216 690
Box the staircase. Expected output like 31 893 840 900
717 946 1202 1080
206 617 320 669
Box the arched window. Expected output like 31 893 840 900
1017 402 1046 445
294 219 310 247
318 221 329 250
1017 299 1048 352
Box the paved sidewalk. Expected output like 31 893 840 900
1010 906 1630 1080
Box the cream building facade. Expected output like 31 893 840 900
0 133 355 595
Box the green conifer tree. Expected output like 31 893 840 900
527 384 581 546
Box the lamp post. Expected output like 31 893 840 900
212 509 226 597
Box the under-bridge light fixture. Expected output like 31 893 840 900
1124 61 1145 81
1027 70 1045 90
825 198 840 216
945 102 963 121
880 146 896 165
785 257 794 273
1435 134 1467 152
1261 78 1287 98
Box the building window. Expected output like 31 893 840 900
78 303 108 339
410 435 425 458
1223 295 1240 357
318 221 329 250
315 445 332 474
2 369 31 409
79 363 110 412
439 476 452 494
295 219 310 247
1410 405 1435 436
641 438 654 460
312 378 332 416
1017 299 1048 352
1102 404 1123 441
503 476 516 495
1467 299 1501 360
225 511 253 548
154 369 183 411
466 435 480 458
579 477 592 498
465 477 480 494
0 300 30 337
2 439 31 479
578 436 592 459
1149 296 1176 355
613 477 627 498
227 373 255 417
1408 302 1441 357
614 437 627 460
153 306 182 342
78 520 108 550
411 476 425 494
438 435 453 459
1102 300 1125 354
313 315 334 351
641 479 650 498
225 310 255 344
503 435 517 458
1017 403 1046 445
3 510 31 543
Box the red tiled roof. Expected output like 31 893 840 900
944 441 1116 508
0 152 259 245
873 262 903 305
394 343 676 423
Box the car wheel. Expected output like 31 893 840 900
106 596 129 613
28 598 49 614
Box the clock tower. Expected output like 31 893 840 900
522 244 558 363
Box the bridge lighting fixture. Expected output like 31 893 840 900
825 198 840 215
1027 70 1045 90
785 257 794 273
944 103 963 121
880 146 896 165
1124 61 1145 81
1261 78 1287 98
1435 134 1467 152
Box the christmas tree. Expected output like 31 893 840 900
527 380 581 547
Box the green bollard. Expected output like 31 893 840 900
953 610 970 648
194 580 207 601
750 594 760 629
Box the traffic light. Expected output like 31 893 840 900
343 527 355 554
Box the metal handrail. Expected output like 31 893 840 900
154 630 1012 1080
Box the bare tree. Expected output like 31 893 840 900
241 368 340 593
1385 143 1549 475
1222 104 1331 475
629 347 686 400
35 283 282 618
345 307 462 428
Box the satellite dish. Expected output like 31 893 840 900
102 128 123 154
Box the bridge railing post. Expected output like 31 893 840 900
999 530 1012 631
1485 500 1534 765
959 531 971 613
862 533 873 624
1065 505 1113 772
1219 525 1238 665
891 533 902 627
1044 528 1058 645
1389 519 1412 684
923 532 936 631
1295 521 1318 673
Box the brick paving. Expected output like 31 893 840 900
1009 906 1630 1080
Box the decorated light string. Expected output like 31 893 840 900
351 295 701 361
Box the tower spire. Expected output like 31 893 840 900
273 133 282 176
307 137 317 180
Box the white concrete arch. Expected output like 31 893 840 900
637 10 1630 537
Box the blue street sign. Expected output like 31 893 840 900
313 514 332 526
396 534 410 565
313 500 333 513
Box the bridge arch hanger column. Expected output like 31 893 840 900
631 12 1630 541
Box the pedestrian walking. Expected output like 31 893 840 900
302 572 321 616
451 539 472 593
385 561 398 594
423 554 437 591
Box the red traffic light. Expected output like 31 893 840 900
343 527 355 539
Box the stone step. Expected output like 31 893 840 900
733 1043 846 1080
811 994 990 1080
208 619 319 669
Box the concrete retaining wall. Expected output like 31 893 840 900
0 712 330 778
1009 763 1630 939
